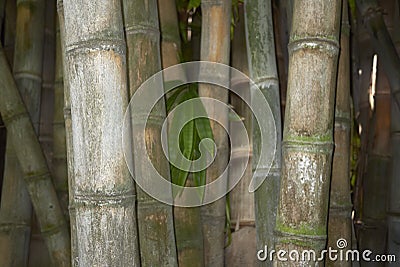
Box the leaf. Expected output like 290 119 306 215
188 0 200 10
191 131 206 202
195 118 214 157
164 79 184 92
179 20 188 43
192 170 205 202
225 195 232 247
168 90 196 197
167 83 216 202
171 165 189 198
178 119 195 185
166 85 186 112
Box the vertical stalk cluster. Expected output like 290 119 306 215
226 3 255 266
327 2 352 266
158 0 181 68
385 0 400 260
56 0 74 231
358 0 400 108
199 0 231 266
122 0 178 266
52 9 68 222
0 43 71 265
229 2 253 230
353 17 373 225
0 0 61 265
245 2 282 265
2 0 16 65
357 0 400 260
275 1 341 265
0 0 5 199
158 0 204 266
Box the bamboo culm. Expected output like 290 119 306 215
326 2 352 266
274 1 341 265
62 0 139 265
122 0 178 265
199 0 231 266
244 2 282 266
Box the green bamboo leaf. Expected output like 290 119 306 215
195 118 214 157
171 125 193 197
169 90 197 198
188 0 200 10
225 195 232 247
191 131 206 202
178 119 195 185
166 85 187 112
165 79 184 91
183 86 214 157
179 20 188 43
193 169 206 202
171 165 189 198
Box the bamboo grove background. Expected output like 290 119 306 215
0 0 399 266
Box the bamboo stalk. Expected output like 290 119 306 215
0 42 71 265
229 2 253 229
158 0 181 68
0 148 32 266
273 0 290 117
352 14 374 227
158 0 204 266
274 0 341 265
0 0 5 30
199 0 231 266
385 0 400 260
225 4 255 266
0 0 7 205
228 1 255 231
0 117 4 202
52 9 68 223
326 2 352 266
55 0 72 212
122 0 177 266
28 2 57 265
0 0 47 265
39 0 56 165
61 0 140 265
244 1 282 266
56 1 76 261
357 0 400 109
2 0 15 66
0 113 32 265
359 60 391 266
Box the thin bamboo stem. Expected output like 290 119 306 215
199 0 231 266
245 1 282 266
122 0 177 265
158 0 204 266
326 2 352 266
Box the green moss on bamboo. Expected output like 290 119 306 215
276 220 326 237
285 133 332 143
